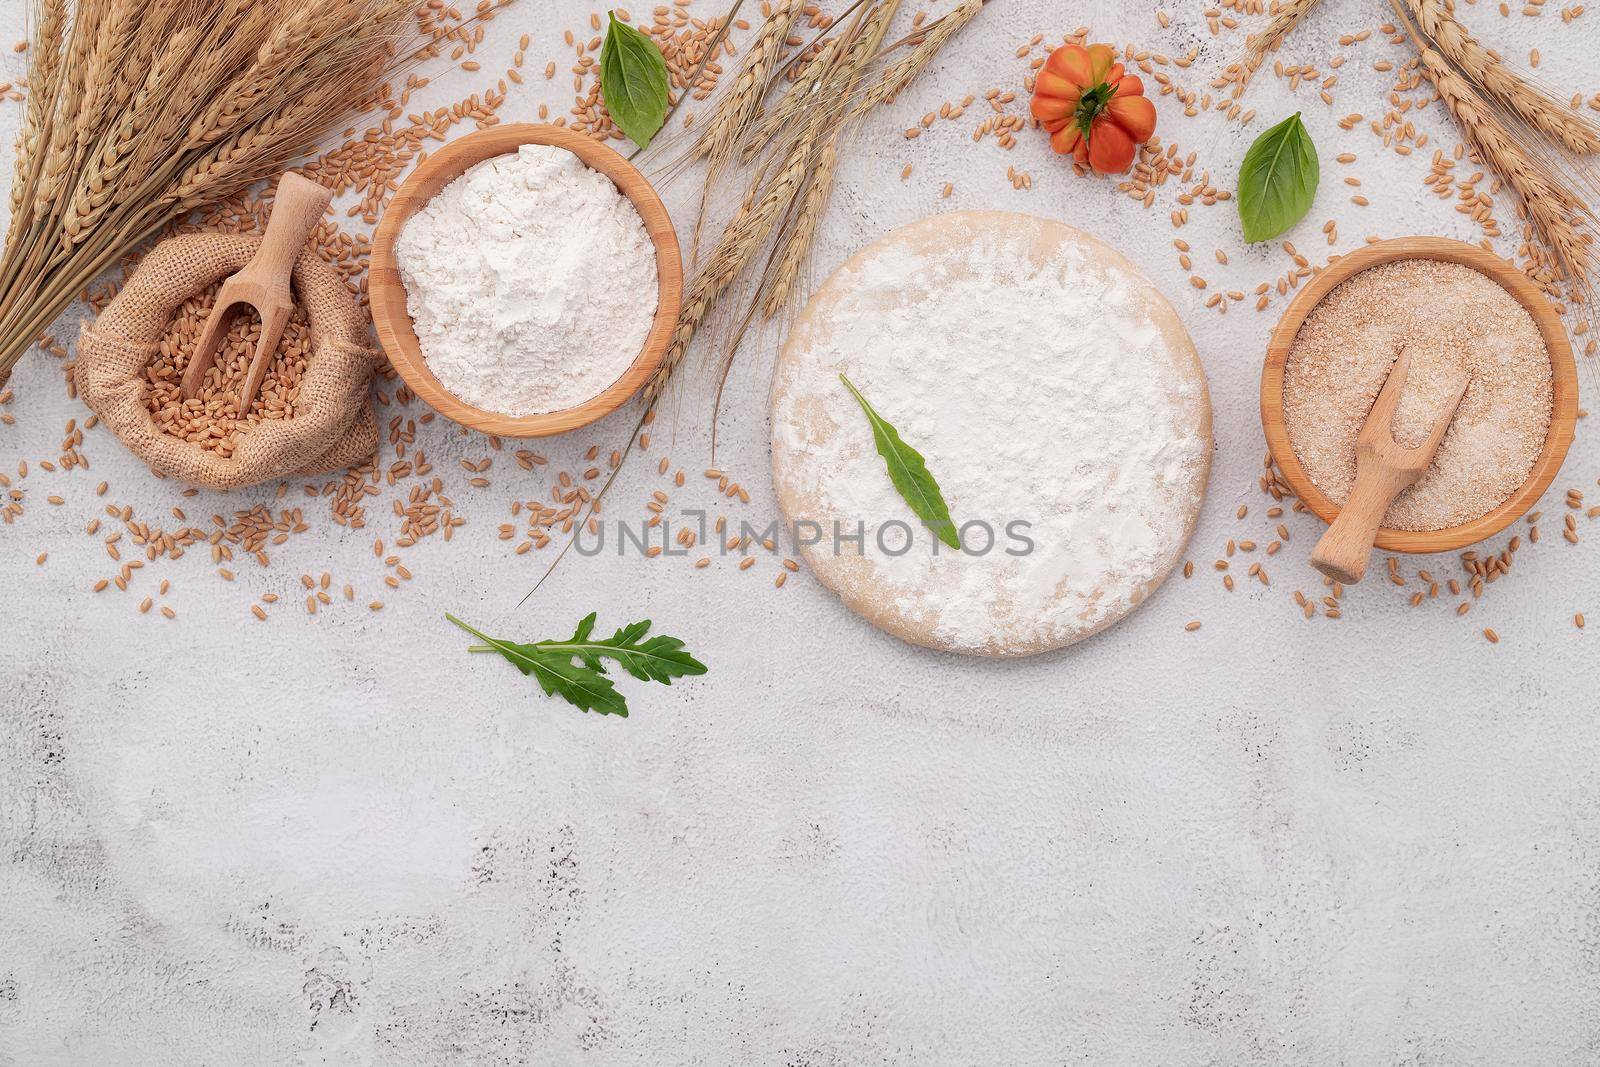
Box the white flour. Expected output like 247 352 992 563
772 213 1210 654
396 143 657 416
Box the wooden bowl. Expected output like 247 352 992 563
1261 236 1577 553
369 124 682 438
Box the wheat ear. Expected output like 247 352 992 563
34 0 106 213
740 35 842 164
184 6 323 148
1386 0 1595 288
8 0 68 223
696 0 804 170
0 0 435 387
848 0 982 116
1219 0 1322 100
756 2 900 312
762 138 838 318
0 0 79 313
763 0 979 320
1407 0 1600 154
648 116 824 402
59 24 206 250
69 0 140 167
1420 47 1592 282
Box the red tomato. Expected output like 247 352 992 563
1030 43 1158 174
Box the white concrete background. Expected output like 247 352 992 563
3 2 1600 1063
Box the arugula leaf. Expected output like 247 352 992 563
839 373 960 550
1237 112 1319 243
446 612 705 717
550 616 707 684
599 12 670 150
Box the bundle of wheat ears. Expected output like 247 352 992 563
0 0 466 389
653 0 986 414
524 0 986 596
1225 0 1600 325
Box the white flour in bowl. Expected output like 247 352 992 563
396 143 658 416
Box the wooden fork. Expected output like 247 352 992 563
179 172 333 409
1309 347 1470 585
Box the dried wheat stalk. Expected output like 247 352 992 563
757 1 904 314
7 0 67 237
685 0 885 184
1417 47 1593 284
1387 0 1596 298
740 34 843 163
847 0 982 116
696 0 806 171
1220 0 1323 100
674 0 977 371
1406 0 1600 154
648 112 827 403
0 0 478 388
809 0 902 108
762 139 839 318
694 2 900 438
656 0 899 398
674 0 804 261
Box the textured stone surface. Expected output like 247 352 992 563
3 3 1600 1063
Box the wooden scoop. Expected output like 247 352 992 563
179 172 333 409
1309 348 1470 585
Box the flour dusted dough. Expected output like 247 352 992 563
770 211 1212 657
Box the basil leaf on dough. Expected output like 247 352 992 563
599 12 670 150
839 374 961 550
1237 112 1320 243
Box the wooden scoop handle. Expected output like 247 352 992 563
234 174 333 411
1308 349 1470 585
1310 465 1410 584
250 172 334 288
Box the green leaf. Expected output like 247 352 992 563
447 611 706 717
448 613 629 716
838 373 961 550
525 647 631 716
538 614 708 684
1237 112 1319 243
599 11 670 150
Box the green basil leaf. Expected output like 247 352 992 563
839 374 961 550
1237 112 1320 243
599 12 670 150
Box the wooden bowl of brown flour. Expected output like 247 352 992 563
1261 237 1577 554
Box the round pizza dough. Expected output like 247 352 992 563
770 211 1212 657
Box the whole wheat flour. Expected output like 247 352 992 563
396 143 657 416
1282 259 1552 531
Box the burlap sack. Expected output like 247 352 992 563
76 232 381 490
